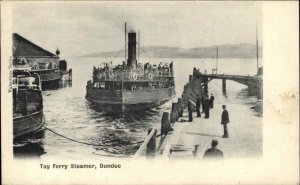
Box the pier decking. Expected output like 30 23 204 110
134 67 263 159
157 106 262 159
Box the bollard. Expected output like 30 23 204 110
177 98 183 117
193 144 199 157
170 103 176 123
146 128 157 158
171 102 178 123
161 112 170 135
174 103 179 121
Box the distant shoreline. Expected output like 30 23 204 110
77 56 262 59
81 43 263 59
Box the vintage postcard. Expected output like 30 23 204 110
1 1 298 184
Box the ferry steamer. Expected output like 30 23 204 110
86 32 176 112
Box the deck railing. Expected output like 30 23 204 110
93 68 174 81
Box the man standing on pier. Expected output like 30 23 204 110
209 93 215 108
203 95 210 119
201 94 205 113
196 96 201 117
221 105 230 138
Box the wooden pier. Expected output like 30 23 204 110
193 68 263 99
134 67 263 159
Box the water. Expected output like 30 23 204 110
13 57 262 159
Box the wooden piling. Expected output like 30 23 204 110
69 69 73 86
134 128 157 158
146 128 157 157
171 103 175 124
161 112 170 135
171 102 178 123
177 98 183 117
222 79 226 92
193 144 199 157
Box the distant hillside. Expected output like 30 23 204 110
83 44 262 59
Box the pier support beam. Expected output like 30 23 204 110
222 79 226 93
257 81 263 100
204 83 208 94
248 85 257 96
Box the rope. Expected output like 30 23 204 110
43 126 107 147
25 110 147 147
23 99 166 150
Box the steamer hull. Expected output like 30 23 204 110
13 110 45 139
41 71 61 88
12 75 45 139
86 86 175 112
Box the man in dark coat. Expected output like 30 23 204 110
196 96 201 117
221 105 230 138
209 93 215 108
203 140 224 159
201 95 205 113
203 96 210 119
187 100 193 122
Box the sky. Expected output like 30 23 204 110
12 2 262 57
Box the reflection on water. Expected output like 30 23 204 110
13 58 262 159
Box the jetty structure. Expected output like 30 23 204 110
13 70 45 139
134 66 263 158
13 33 72 90
86 24 176 112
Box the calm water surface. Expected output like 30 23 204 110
14 57 262 159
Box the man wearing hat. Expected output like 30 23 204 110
221 105 230 138
203 139 224 159
209 93 215 108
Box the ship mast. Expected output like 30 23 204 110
216 46 218 74
138 29 140 63
256 24 259 72
125 22 127 62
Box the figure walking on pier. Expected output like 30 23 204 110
221 105 230 138
209 93 215 108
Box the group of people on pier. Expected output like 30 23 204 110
186 93 229 139
186 93 230 159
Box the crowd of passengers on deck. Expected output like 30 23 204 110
92 61 174 80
